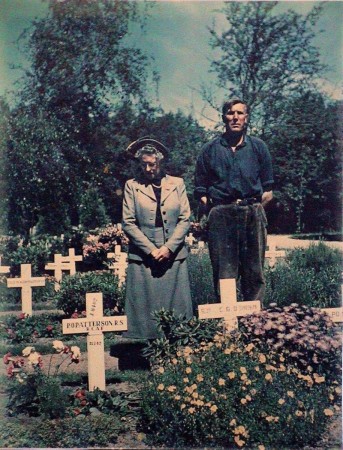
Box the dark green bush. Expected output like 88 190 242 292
3 313 63 343
55 271 125 316
265 243 342 308
188 249 215 310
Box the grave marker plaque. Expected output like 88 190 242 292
198 278 261 331
7 264 45 315
63 293 127 391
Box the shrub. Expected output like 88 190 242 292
3 313 63 343
265 243 342 308
0 415 123 448
140 310 341 448
55 270 125 316
188 249 215 310
82 223 129 270
78 186 110 230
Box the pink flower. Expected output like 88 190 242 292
3 352 12 365
46 325 53 332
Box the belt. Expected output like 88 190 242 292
211 197 261 207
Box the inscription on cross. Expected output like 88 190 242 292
198 279 261 332
7 264 45 316
62 293 127 391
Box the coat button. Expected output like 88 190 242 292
164 220 167 223
163 211 166 215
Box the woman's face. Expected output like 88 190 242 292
140 154 161 181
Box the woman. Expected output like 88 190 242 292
122 137 193 339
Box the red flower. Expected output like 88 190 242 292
3 352 12 364
71 312 79 319
46 325 53 332
18 313 26 320
73 408 81 416
7 366 14 378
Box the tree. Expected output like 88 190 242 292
6 0 156 235
204 2 326 130
267 92 341 233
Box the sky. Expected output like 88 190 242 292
0 0 342 128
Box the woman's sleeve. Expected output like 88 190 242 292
164 179 190 254
122 180 157 255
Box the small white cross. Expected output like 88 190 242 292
198 279 261 331
63 292 127 391
7 264 45 315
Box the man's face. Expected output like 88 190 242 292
140 154 160 181
224 103 248 133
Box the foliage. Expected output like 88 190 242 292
69 387 134 418
144 309 223 366
78 185 110 230
3 313 63 344
265 243 342 308
82 223 129 269
187 248 215 311
205 2 325 129
4 342 81 418
141 311 341 448
55 270 125 316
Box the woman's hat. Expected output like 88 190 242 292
126 136 168 158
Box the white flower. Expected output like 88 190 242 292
22 346 35 357
71 346 81 360
27 351 41 366
52 340 65 353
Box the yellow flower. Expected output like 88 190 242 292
196 374 204 382
278 398 285 405
295 410 303 417
185 357 192 365
287 391 295 398
157 384 164 391
279 355 285 362
228 371 236 379
241 398 247 405
245 395 252 401
167 385 176 392
313 373 325 383
258 446 266 450
218 378 226 386
210 405 218 414
335 387 342 394
180 404 186 410
224 348 232 355
240 374 248 381
240 367 247 374
183 377 189 383
234 436 245 447
259 354 267 363
188 407 196 414
234 425 246 435
230 418 237 426
266 364 277 371
324 408 334 416
172 358 178 365
185 367 192 374
183 346 193 356
245 343 255 352
265 373 273 382
174 395 181 401
255 366 260 372
157 367 165 374
192 392 199 399
250 389 257 395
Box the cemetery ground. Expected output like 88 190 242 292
0 232 342 449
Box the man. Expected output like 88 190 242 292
194 99 273 302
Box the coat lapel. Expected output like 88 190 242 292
136 183 156 201
161 176 177 203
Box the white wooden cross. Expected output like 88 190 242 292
60 248 83 275
107 245 128 287
0 256 10 274
7 264 46 316
62 292 128 391
198 278 261 331
265 243 286 268
321 285 343 323
45 254 72 291
185 233 196 247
